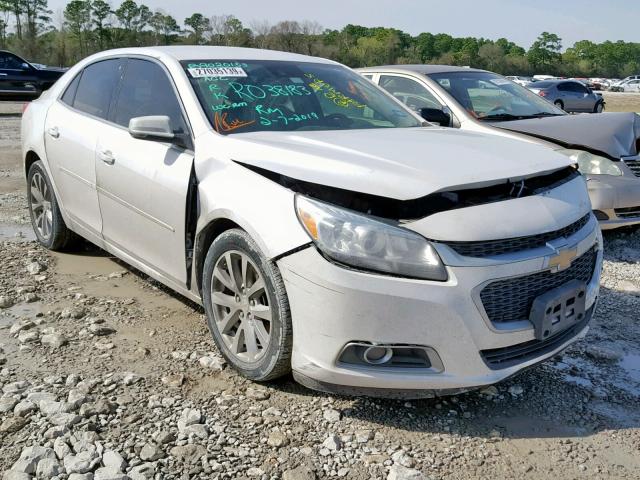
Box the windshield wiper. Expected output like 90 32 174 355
478 113 525 121
529 112 564 117
480 112 564 121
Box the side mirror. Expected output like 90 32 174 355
20 62 32 71
129 116 175 142
420 108 451 126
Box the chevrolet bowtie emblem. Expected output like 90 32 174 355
549 247 578 272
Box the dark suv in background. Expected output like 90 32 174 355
0 50 66 101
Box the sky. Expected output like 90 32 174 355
45 0 639 49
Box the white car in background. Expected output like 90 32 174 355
22 46 602 398
610 78 640 93
506 76 531 87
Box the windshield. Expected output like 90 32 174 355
427 71 565 121
183 60 422 134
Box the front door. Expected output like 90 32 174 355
95 58 194 285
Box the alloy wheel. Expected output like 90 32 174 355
210 250 272 363
30 171 53 240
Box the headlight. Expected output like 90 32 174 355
295 195 447 281
557 149 622 176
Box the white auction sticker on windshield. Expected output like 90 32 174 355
188 67 247 78
490 78 511 85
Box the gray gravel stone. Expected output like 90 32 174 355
41 333 68 349
102 451 126 471
93 467 129 480
64 451 101 474
139 443 164 461
36 458 63 478
282 466 316 480
387 464 425 480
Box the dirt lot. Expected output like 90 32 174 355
600 92 640 113
0 102 639 480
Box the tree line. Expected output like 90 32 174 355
1 0 639 78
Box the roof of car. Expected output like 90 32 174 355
89 46 337 65
357 65 489 74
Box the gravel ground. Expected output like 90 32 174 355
1 107 639 480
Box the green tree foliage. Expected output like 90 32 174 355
91 0 113 50
527 31 563 72
149 10 179 45
0 0 638 77
184 12 208 45
64 0 91 57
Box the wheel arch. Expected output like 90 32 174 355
193 217 244 296
24 150 40 179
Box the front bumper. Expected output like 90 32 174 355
277 223 602 398
587 173 640 230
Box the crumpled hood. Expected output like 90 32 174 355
490 112 640 159
222 127 574 200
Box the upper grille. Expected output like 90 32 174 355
625 160 640 177
615 206 640 219
481 306 593 370
443 213 591 258
480 246 598 324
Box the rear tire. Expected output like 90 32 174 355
27 160 75 251
554 100 564 110
202 229 292 381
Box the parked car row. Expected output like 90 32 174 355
19 46 639 398
502 74 640 93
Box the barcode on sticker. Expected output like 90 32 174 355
188 67 247 78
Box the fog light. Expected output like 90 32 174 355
363 346 393 365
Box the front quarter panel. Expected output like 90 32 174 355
194 135 311 260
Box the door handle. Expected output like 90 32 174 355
46 127 59 138
99 150 115 165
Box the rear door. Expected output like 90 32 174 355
0 52 39 100
571 82 593 111
44 58 126 238
95 58 194 285
556 82 577 110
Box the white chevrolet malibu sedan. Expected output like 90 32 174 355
22 47 603 398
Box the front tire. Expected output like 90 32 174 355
27 160 75 251
594 102 604 113
202 229 292 381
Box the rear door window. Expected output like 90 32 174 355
73 59 125 119
111 59 187 134
61 73 82 106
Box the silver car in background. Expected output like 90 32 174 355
527 79 605 113
357 65 640 230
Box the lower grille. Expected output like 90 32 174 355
624 159 640 177
481 306 593 370
614 206 640 219
480 246 598 324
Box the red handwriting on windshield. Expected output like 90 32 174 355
213 111 255 133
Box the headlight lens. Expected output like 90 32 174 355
295 195 447 281
557 149 622 176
